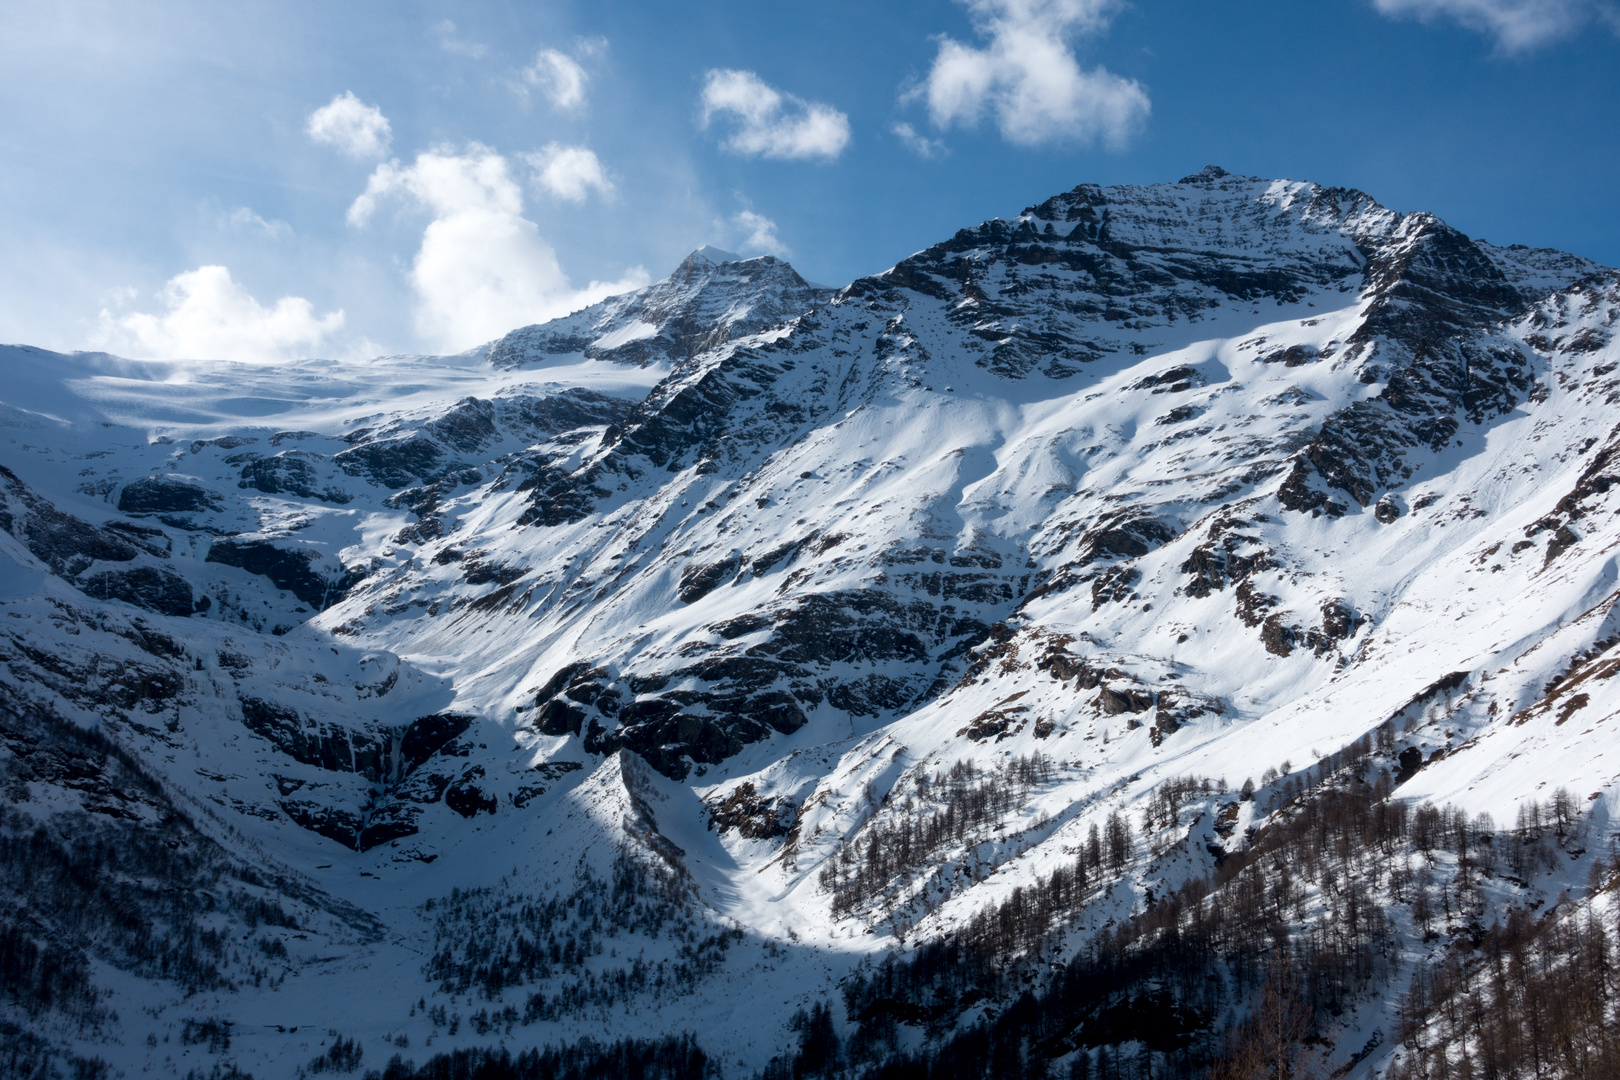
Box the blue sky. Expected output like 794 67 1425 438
2 0 1617 360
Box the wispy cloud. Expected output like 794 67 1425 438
523 40 605 110
914 0 1149 149
525 144 614 203
225 207 293 240
733 210 787 256
347 144 646 351
93 266 343 362
306 91 392 160
700 69 851 161
892 122 949 159
432 20 488 59
1371 0 1618 52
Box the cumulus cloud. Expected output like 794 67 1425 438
915 0 1149 148
1371 0 1618 51
94 265 343 362
348 144 646 352
523 42 605 109
733 210 787 256
700 69 851 160
892 122 949 159
525 144 613 202
306 91 392 160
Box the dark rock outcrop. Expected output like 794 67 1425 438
205 538 359 609
707 781 796 839
0 464 138 575
0 466 204 616
117 475 224 515
238 699 471 785
238 452 351 503
444 767 498 818
79 566 197 617
238 700 476 849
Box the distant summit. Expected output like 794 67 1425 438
486 245 828 369
687 244 742 265
1178 163 1234 184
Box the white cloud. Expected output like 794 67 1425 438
733 210 787 256
525 144 613 202
700 69 851 161
1371 0 1617 51
225 207 292 240
432 19 488 59
892 121 949 159
306 91 392 160
347 144 647 352
916 0 1149 148
94 265 343 362
525 48 588 109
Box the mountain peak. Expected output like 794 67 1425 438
685 245 742 266
486 241 825 369
1178 164 1235 184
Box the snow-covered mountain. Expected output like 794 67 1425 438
5 167 1620 1079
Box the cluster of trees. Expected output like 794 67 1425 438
356 1036 710 1080
1 1018 111 1080
933 809 1138 966
819 755 1058 918
422 851 740 1024
0 918 101 1024
1142 777 1220 836
0 688 314 1068
772 738 1606 1080
761 1004 840 1080
179 1018 234 1053
516 925 741 1028
308 1035 366 1074
1253 733 1381 814
0 806 254 995
1385 830 1617 1079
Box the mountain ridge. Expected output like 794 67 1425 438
2 168 1619 1079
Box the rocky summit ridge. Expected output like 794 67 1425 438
3 169 1620 1079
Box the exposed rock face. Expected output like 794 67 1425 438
332 392 632 500
423 171 1610 782
6 177 1614 791
205 538 358 609
707 780 796 839
0 466 197 615
237 699 477 849
239 451 352 503
117 475 224 515
2 464 139 574
1098 685 1154 715
79 566 196 616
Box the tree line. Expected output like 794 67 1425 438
766 731 1611 1080
423 851 741 1026
819 754 1060 919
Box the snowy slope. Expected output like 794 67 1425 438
3 170 1620 1078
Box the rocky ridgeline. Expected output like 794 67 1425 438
4 170 1616 796
378 167 1611 780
